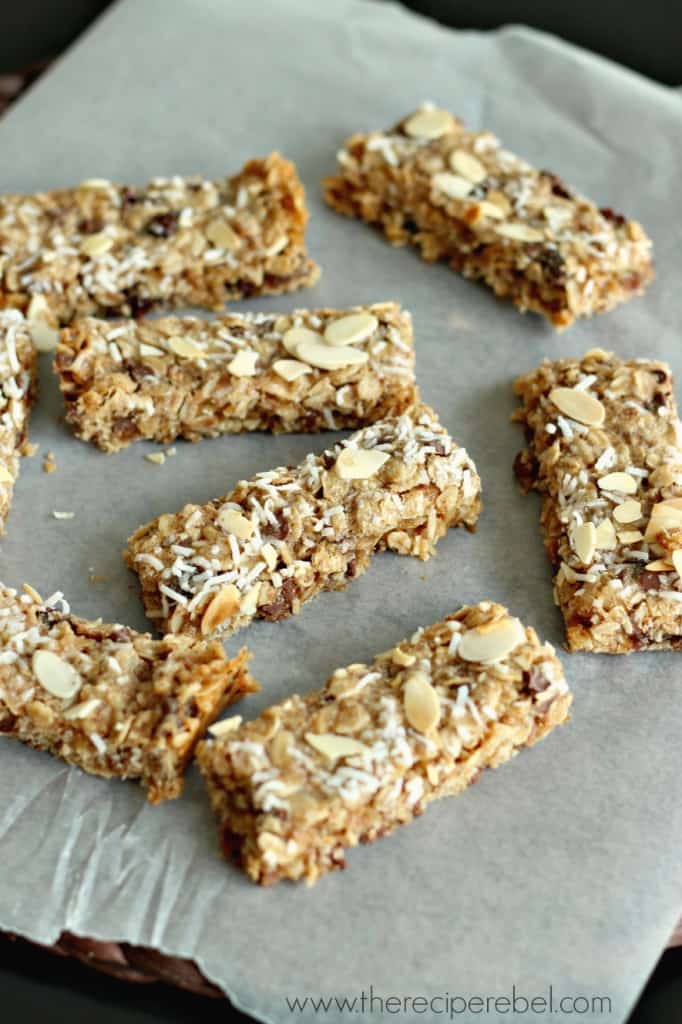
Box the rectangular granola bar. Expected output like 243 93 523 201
0 153 319 324
514 349 682 652
0 583 257 802
197 602 571 885
125 404 481 638
0 310 38 532
324 105 653 329
55 302 417 452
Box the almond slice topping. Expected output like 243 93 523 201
403 671 440 733
261 543 278 571
26 295 59 352
403 107 456 139
431 172 473 200
296 339 369 371
205 219 239 250
335 448 390 480
0 465 14 484
617 530 643 543
32 650 81 700
228 349 258 377
645 559 673 572
457 616 526 664
477 200 506 220
548 387 605 427
597 471 637 494
305 732 370 762
323 312 378 346
572 522 596 564
644 499 682 541
672 550 682 577
449 149 487 183
200 584 241 635
208 715 242 737
613 500 642 524
80 232 113 257
594 519 617 550
282 326 322 357
169 336 204 359
272 358 311 382
495 222 544 243
216 507 253 540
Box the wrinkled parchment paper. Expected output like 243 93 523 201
0 2 681 1021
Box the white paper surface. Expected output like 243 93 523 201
0 2 681 1021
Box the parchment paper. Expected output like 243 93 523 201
0 2 681 1021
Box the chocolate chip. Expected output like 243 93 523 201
79 218 102 235
320 452 336 470
123 358 154 383
599 207 626 227
527 244 566 284
259 578 297 622
124 292 155 318
109 627 133 643
541 170 572 199
522 665 551 693
639 570 661 592
513 449 538 493
111 415 139 441
145 211 179 237
346 557 358 579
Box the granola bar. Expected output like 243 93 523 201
0 153 319 325
0 310 38 532
125 404 481 638
55 302 417 452
0 583 257 802
324 104 653 329
514 349 682 652
197 602 571 885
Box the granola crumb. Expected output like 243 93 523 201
43 451 56 474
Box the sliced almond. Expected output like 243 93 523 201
282 326 322 357
645 559 673 572
217 507 253 540
449 149 487 183
78 178 112 189
139 342 165 357
403 671 440 733
227 349 258 377
323 312 378 346
261 542 278 571
26 295 59 352
200 584 241 635
644 499 682 542
403 107 456 139
209 715 242 737
204 219 239 250
239 583 261 616
304 732 370 762
495 222 544 243
613 500 642 524
431 172 473 200
617 530 643 544
572 522 596 564
32 650 81 700
0 465 14 484
597 471 637 494
458 616 526 664
672 550 682 577
335 448 390 480
296 339 369 371
543 204 573 229
145 452 166 465
594 518 617 550
169 336 204 359
548 387 605 427
391 647 416 667
272 358 311 382
477 200 506 220
80 232 113 257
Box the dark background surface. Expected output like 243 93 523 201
1 1 681 1022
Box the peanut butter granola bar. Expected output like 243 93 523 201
0 310 38 532
0 583 257 802
0 153 319 325
125 404 481 638
514 350 682 652
197 602 571 885
55 303 417 452
324 104 653 329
